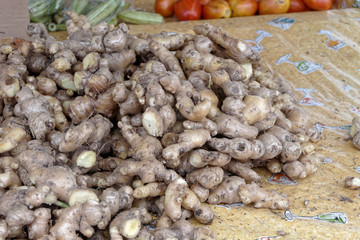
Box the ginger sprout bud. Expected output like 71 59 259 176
69 189 99 206
51 58 71 72
76 150 96 168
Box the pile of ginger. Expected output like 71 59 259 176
0 12 322 240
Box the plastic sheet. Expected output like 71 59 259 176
334 0 360 8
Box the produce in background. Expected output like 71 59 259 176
117 10 165 25
228 0 259 17
71 0 90 14
85 0 124 25
288 0 310 12
174 0 202 21
155 0 178 17
28 0 66 31
28 0 125 31
0 11 322 239
73 0 165 26
155 0 337 20
200 0 212 4
202 0 232 19
28 0 63 24
29 0 164 31
259 0 291 14
303 0 333 10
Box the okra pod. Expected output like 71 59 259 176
118 10 165 25
86 0 122 25
71 0 90 14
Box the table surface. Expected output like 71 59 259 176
54 7 360 239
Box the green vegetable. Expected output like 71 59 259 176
71 0 90 14
54 200 69 208
117 10 165 25
47 23 66 32
30 15 52 25
86 0 124 25
108 16 119 26
28 0 63 24
53 12 66 24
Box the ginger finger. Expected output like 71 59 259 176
182 188 214 224
223 161 261 183
28 208 51 240
0 127 26 153
193 23 259 63
162 129 211 168
239 183 289 210
132 182 167 199
208 137 254 161
109 209 143 239
207 176 245 204
186 167 224 190
188 149 231 168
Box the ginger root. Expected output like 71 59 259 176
207 176 245 204
15 87 55 140
162 129 211 168
283 155 319 179
239 183 290 210
344 176 360 190
0 20 322 239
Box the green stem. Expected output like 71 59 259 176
54 12 66 24
54 200 69 208
48 23 66 32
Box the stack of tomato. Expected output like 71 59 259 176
154 0 335 20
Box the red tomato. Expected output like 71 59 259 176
174 0 202 21
228 0 258 17
288 0 309 12
203 0 231 19
303 0 333 10
199 0 211 5
154 0 178 17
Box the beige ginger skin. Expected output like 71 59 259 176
0 15 322 239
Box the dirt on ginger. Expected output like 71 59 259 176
0 15 323 239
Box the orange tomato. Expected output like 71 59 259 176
259 0 290 14
203 0 232 19
288 0 309 12
303 0 333 10
154 0 178 17
228 0 258 17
